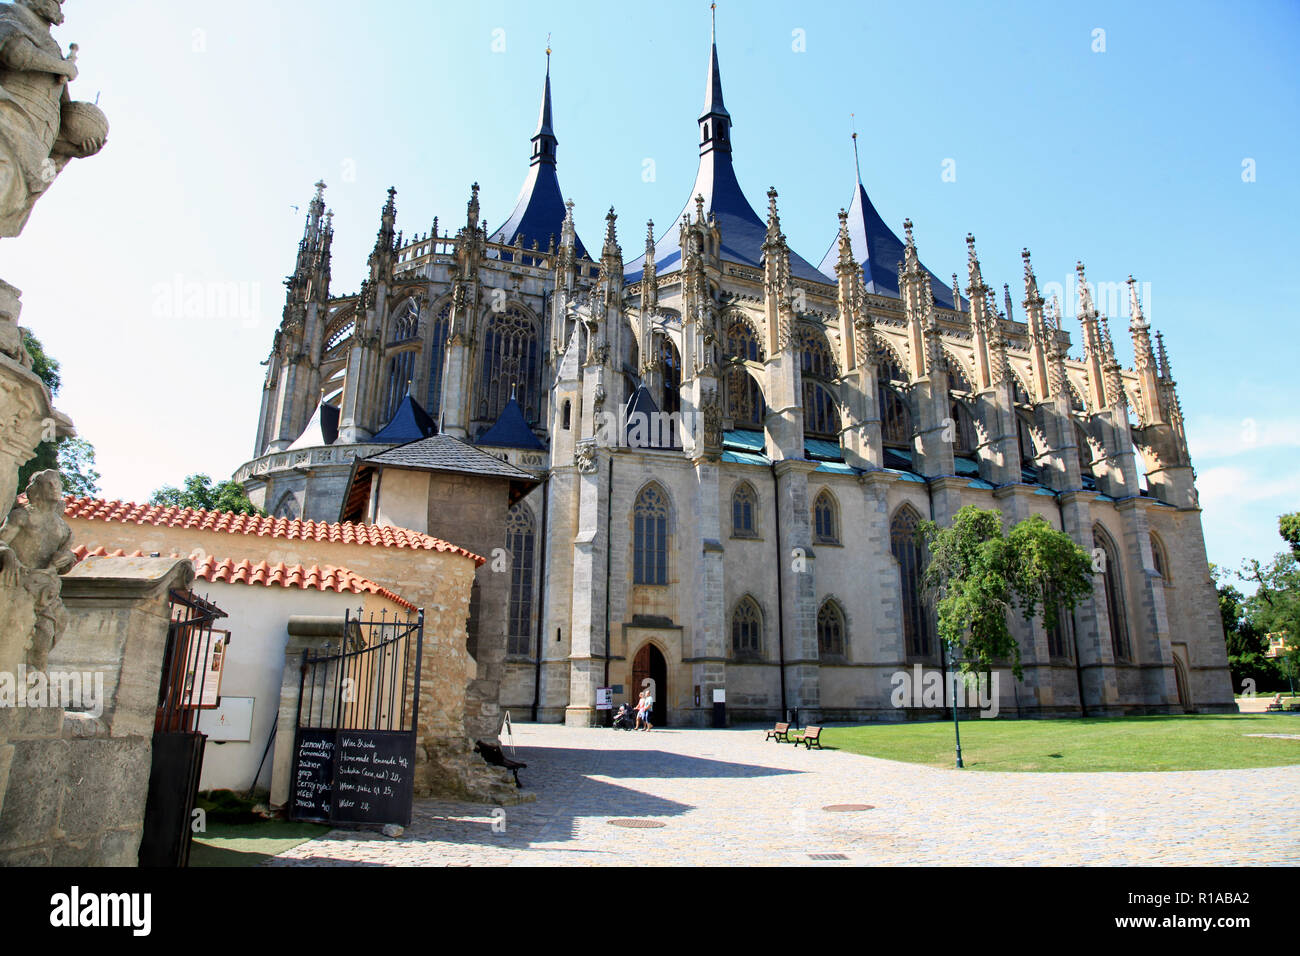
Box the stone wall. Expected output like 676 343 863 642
0 556 193 866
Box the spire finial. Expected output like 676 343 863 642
851 114 861 184
1127 274 1147 328
711 2 717 42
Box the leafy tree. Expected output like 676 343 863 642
150 474 263 516
1213 564 1278 693
1279 512 1300 558
920 507 1094 680
15 330 100 497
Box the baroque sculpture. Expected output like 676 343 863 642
0 0 106 671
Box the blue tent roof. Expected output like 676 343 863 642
371 393 436 444
477 395 545 451
626 37 826 286
818 180 962 311
489 60 589 260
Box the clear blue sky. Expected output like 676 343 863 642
5 0 1297 578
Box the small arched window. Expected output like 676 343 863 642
505 503 536 656
562 400 572 431
1093 525 1130 661
633 484 670 585
391 298 420 343
1150 532 1170 584
731 597 762 657
658 335 681 417
950 401 977 456
891 504 933 659
817 599 846 657
813 489 839 545
798 326 837 380
732 482 758 538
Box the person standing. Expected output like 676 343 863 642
641 687 654 732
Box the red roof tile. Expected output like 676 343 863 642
71 546 418 611
63 496 485 565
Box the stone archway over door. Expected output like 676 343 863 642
632 643 668 726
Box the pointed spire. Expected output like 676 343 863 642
1003 283 1014 321
1127 274 1148 330
1155 330 1171 379
952 274 961 313
699 4 731 156
531 44 557 167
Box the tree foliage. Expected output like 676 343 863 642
1279 511 1300 559
150 474 263 516
16 330 100 498
919 507 1094 680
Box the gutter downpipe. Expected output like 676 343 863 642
531 473 551 722
770 464 788 717
604 454 614 692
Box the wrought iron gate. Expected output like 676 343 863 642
139 589 228 867
290 609 424 828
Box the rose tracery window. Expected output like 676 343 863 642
478 307 541 425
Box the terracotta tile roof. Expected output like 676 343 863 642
63 496 485 565
71 546 417 611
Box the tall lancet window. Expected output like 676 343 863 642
1093 525 1130 661
505 503 536 656
731 597 763 658
633 483 670 586
727 319 763 363
891 504 933 659
817 599 846 658
799 327 840 438
425 303 451 423
478 307 541 426
658 336 681 417
381 350 417 427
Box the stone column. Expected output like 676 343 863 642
774 459 819 717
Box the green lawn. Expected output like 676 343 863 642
189 821 330 867
820 713 1300 772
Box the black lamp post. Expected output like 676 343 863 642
947 638 964 769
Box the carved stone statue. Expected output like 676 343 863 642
0 0 107 239
0 469 73 669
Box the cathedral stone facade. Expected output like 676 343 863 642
237 30 1234 730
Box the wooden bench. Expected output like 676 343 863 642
1266 695 1285 712
474 740 526 788
789 725 824 750
766 722 791 742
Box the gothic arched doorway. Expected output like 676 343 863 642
632 643 668 727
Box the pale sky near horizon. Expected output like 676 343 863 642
3 0 1298 580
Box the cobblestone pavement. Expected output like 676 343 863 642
268 722 1300 866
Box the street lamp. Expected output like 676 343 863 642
946 638 964 769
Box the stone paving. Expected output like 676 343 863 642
268 722 1300 866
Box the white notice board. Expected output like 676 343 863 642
198 696 255 742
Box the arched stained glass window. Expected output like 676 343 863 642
425 303 451 423
727 319 763 362
391 298 419 343
813 489 839 545
803 381 841 437
732 597 762 657
633 484 670 585
880 384 912 447
381 350 416 426
477 307 541 425
1094 525 1130 661
726 366 766 428
732 482 758 538
798 326 837 380
891 504 933 659
950 401 977 455
505 503 536 656
818 599 846 657
658 336 681 417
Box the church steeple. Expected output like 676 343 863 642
489 44 588 258
531 44 557 168
699 3 731 156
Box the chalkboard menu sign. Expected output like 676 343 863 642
290 729 415 828
291 730 335 823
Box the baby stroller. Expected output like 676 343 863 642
612 702 636 730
